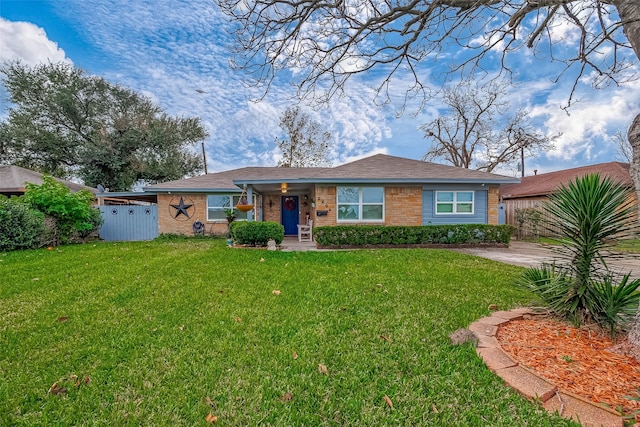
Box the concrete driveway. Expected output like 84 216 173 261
453 241 640 279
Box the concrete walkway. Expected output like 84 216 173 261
453 240 640 279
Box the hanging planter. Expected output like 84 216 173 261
235 203 254 212
235 185 254 212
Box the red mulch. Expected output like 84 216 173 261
497 317 640 422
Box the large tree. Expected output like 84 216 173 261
0 61 207 191
276 106 331 167
422 79 555 172
215 0 640 340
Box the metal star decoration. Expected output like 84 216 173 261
170 197 194 218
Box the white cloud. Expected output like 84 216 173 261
530 79 640 163
0 18 70 65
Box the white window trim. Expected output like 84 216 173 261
435 191 475 215
336 186 385 223
206 194 256 222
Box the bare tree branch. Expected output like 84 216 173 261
420 79 557 171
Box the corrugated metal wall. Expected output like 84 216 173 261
99 205 158 241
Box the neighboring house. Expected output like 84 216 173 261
500 162 637 236
0 165 97 197
135 154 518 237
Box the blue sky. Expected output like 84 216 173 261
1 0 638 177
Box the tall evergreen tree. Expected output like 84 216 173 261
0 61 207 191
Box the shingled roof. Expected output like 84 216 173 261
500 162 632 199
0 165 97 195
145 154 518 192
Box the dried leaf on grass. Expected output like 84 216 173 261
383 395 393 408
379 335 392 342
272 290 281 295
432 404 439 413
48 382 67 395
292 351 298 360
279 392 293 401
205 413 218 423
48 373 91 395
56 316 68 323
318 364 328 375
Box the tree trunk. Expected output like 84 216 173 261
615 0 640 347
628 114 640 347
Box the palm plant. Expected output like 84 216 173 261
518 173 640 332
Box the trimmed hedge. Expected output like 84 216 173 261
0 196 46 251
230 221 284 246
314 224 513 247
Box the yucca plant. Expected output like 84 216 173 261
519 174 639 332
588 274 640 338
545 174 637 286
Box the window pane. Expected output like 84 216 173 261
457 192 473 202
437 192 454 202
457 203 473 213
208 195 231 208
208 209 226 220
338 187 359 203
437 203 453 213
338 204 359 220
362 187 383 203
362 205 383 220
234 210 248 220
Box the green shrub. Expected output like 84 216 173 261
516 173 640 336
314 224 513 246
230 221 284 245
23 176 100 243
0 196 46 251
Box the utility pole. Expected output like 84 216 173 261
202 142 208 174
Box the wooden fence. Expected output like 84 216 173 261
502 197 561 238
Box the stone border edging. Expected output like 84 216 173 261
470 309 624 427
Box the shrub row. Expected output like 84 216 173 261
230 221 284 246
314 224 513 247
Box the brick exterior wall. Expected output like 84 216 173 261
313 186 336 227
158 193 232 236
487 185 499 225
384 186 423 225
313 185 423 226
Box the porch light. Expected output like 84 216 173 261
280 182 288 193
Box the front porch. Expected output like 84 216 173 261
279 236 317 252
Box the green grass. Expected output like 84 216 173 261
524 236 640 254
613 238 640 254
0 239 576 426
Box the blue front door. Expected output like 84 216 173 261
281 196 299 235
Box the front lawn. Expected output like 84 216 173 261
0 239 575 425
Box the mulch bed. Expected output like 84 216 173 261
497 318 640 421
